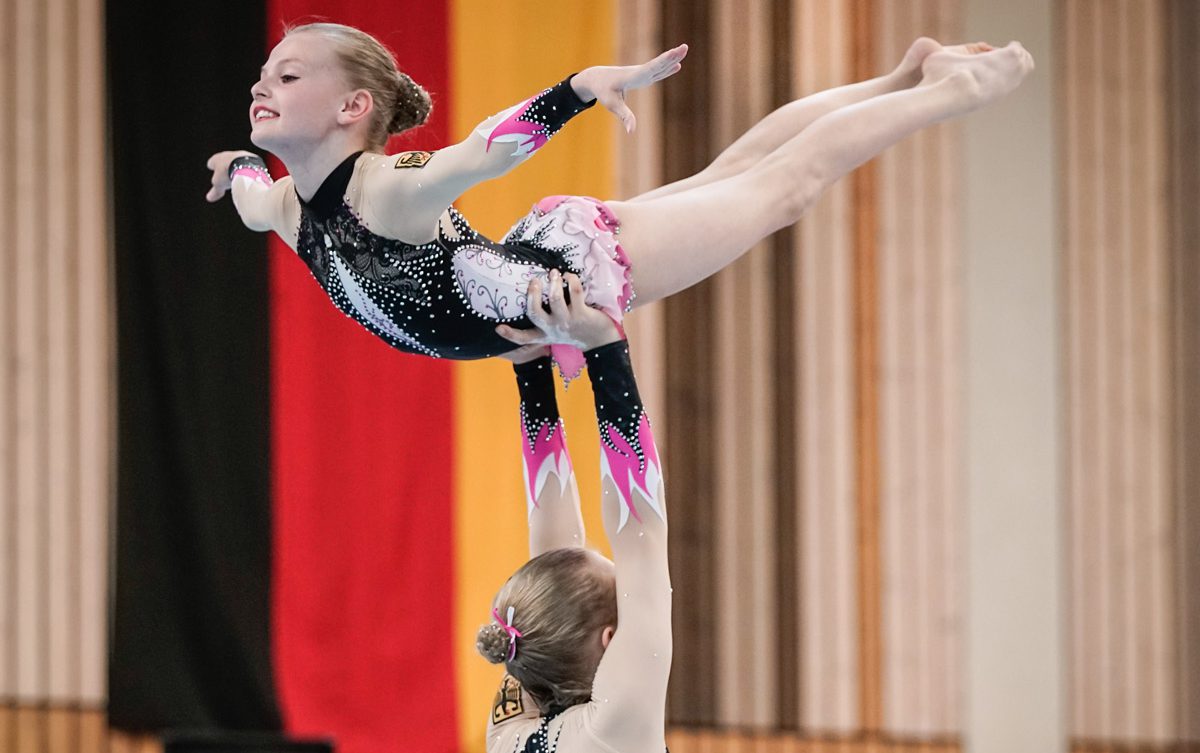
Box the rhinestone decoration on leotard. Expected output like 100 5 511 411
479 76 596 157
283 151 632 370
292 153 559 360
517 708 566 753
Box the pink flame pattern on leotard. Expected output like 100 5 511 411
520 415 572 519
599 411 666 532
482 97 550 157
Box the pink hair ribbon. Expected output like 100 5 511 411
492 606 523 661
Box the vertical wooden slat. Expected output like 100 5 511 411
616 0 667 433
0 0 16 707
713 0 742 720
46 0 80 705
77 0 111 703
772 0 800 729
14 0 48 706
933 2 964 736
1 0 109 717
713 0 778 728
662 0 717 726
1092 1 1114 739
875 0 904 735
908 3 933 736
1075 0 1104 737
793 0 859 734
1062 0 1084 738
1127 2 1167 738
1137 2 1174 741
1063 0 1181 745
1114 0 1137 738
850 0 880 735
874 0 973 738
1102 0 1124 737
1167 0 1200 743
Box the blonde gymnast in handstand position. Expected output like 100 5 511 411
476 271 671 753
205 23 1031 377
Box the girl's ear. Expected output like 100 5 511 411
337 89 374 126
601 625 616 649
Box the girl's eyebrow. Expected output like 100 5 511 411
261 57 303 74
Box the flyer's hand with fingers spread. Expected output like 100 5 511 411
570 44 688 134
496 271 623 352
205 150 257 202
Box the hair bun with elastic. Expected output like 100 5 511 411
476 622 511 665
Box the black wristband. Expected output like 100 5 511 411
563 72 598 106
227 153 270 181
523 75 597 141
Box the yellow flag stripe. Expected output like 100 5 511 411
450 3 615 751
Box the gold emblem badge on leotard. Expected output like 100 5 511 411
394 151 433 169
491 674 524 724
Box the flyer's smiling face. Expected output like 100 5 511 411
249 33 355 151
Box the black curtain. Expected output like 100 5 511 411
107 0 280 732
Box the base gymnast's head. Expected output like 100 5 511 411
477 547 618 714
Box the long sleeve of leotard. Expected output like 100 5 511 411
582 341 671 752
361 75 596 242
513 356 586 557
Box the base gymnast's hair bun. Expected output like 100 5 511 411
476 622 512 665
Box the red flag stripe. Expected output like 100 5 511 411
264 5 457 753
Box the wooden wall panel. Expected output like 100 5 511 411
0 0 112 715
712 0 779 729
13 0 51 704
616 0 668 434
791 0 860 734
77 0 112 702
874 0 963 739
1062 0 1185 745
46 0 80 704
0 0 16 706
792 0 859 733
661 0 718 726
1166 0 1200 742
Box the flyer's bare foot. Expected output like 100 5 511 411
893 37 943 87
919 41 1035 115
943 41 995 56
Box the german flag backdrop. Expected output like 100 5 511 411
108 2 614 753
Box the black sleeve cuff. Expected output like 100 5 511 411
583 341 643 426
514 356 560 429
227 153 269 181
